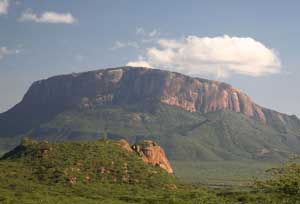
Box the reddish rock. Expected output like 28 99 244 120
160 73 267 122
4 66 297 139
132 140 174 174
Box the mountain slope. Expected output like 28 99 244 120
17 104 297 161
1 66 300 182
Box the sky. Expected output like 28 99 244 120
0 0 300 116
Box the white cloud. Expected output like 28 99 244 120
19 10 77 24
127 59 151 68
127 35 281 78
0 0 9 15
126 54 152 68
110 41 139 50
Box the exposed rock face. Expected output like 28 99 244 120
115 139 173 174
160 73 268 121
0 66 299 137
132 140 174 174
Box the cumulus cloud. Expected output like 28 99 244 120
127 35 281 78
127 56 151 67
0 0 9 15
19 10 77 24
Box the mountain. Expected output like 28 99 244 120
1 66 300 182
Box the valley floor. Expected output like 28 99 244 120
172 161 280 186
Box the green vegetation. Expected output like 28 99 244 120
219 162 300 204
1 139 300 204
0 139 222 204
1 138 176 187
1 103 292 183
256 162 300 196
3 103 295 158
172 161 278 185
0 103 297 185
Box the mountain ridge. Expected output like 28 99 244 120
1 66 298 136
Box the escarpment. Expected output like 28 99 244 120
0 66 299 143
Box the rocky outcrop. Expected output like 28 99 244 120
131 140 174 174
115 139 173 174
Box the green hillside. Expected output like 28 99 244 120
0 103 297 184
0 139 224 204
1 139 300 204
1 138 177 186
21 103 295 162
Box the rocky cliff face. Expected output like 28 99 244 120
161 72 267 121
0 66 299 142
11 66 297 127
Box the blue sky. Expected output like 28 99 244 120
0 0 300 116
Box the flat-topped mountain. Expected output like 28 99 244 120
1 66 300 182
4 66 298 125
1 67 299 138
